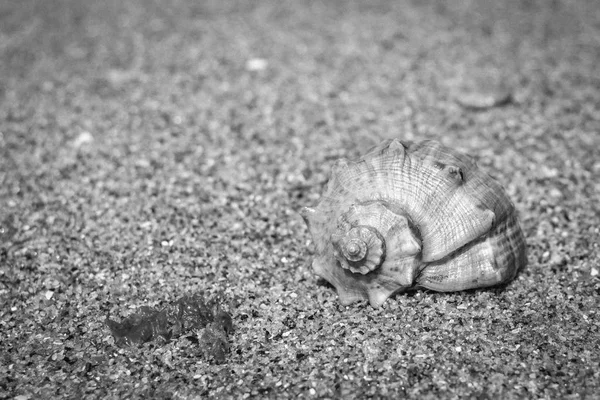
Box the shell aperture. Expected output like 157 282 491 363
302 139 527 307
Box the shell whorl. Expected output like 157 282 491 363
332 225 385 274
302 138 527 307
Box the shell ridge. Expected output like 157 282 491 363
364 139 408 201
416 152 499 261
404 158 468 260
418 208 524 288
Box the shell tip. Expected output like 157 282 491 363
331 158 350 174
300 207 316 223
301 207 321 234
387 138 406 151
368 289 394 307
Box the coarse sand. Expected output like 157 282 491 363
1 0 599 398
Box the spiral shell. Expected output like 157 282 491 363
302 139 527 307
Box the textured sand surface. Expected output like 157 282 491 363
1 1 599 398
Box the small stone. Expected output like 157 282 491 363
455 89 512 110
73 131 94 148
549 188 562 198
245 58 268 71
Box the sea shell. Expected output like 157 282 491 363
302 139 527 307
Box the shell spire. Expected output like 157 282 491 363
303 139 527 307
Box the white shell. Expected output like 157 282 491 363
302 139 527 307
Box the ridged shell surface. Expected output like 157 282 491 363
302 139 527 307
